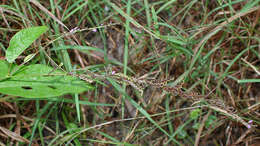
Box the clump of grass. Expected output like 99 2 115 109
0 0 259 145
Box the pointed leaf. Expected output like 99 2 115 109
6 26 48 63
0 60 93 98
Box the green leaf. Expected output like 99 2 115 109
5 26 48 63
161 35 186 46
190 109 201 120
192 123 200 130
205 115 217 128
0 60 93 98
23 53 36 63
238 79 260 83
0 60 9 80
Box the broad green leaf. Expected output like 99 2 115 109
0 60 93 98
6 26 48 63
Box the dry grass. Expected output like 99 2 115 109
0 0 259 145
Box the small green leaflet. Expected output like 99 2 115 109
190 109 201 120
